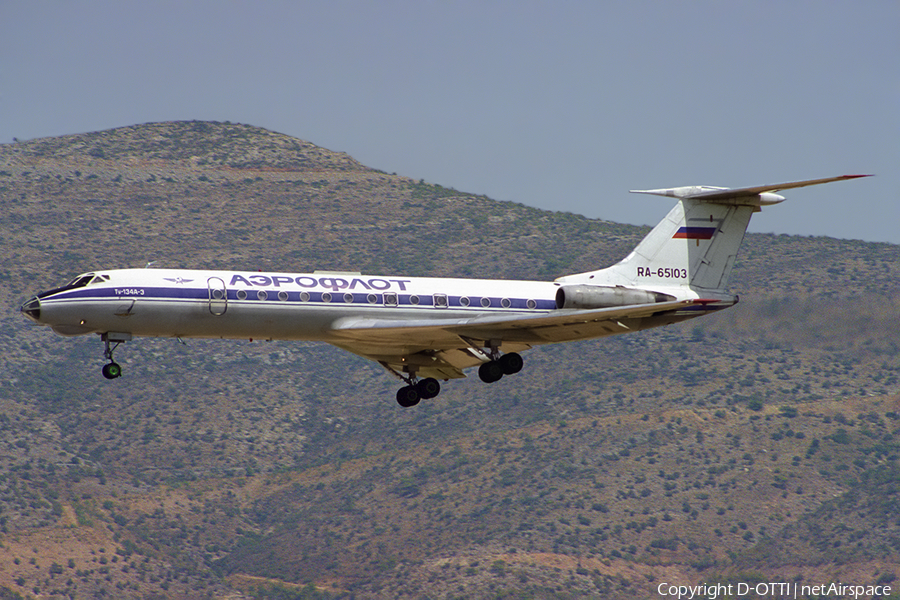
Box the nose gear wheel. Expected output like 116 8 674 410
102 362 122 379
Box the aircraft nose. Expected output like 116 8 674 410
21 296 41 322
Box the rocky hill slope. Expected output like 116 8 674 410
1 121 899 599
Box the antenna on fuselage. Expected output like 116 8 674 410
145 261 157 269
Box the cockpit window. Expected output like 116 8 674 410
38 273 98 298
63 273 109 287
66 274 96 289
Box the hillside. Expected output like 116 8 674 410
1 121 899 599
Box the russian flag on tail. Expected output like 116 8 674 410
673 227 716 240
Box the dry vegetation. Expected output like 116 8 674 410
0 121 899 599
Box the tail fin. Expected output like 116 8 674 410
558 175 871 293
598 196 754 292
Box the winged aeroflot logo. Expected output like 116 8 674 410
163 277 194 285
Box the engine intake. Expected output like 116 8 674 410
555 285 674 310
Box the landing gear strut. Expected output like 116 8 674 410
100 332 131 380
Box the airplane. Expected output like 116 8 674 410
21 175 868 407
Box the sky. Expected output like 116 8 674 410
2 1 897 244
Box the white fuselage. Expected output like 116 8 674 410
28 268 584 341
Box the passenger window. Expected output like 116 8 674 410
384 292 398 307
434 294 448 308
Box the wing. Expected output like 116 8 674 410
329 299 701 380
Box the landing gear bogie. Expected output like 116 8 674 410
396 377 441 407
479 352 524 384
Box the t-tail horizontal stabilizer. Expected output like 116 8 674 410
630 174 872 207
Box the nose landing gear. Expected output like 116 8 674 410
100 332 132 380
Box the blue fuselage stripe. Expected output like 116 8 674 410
41 287 559 312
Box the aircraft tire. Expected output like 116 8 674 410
478 361 504 384
499 352 523 375
102 362 122 380
396 385 420 408
416 378 441 399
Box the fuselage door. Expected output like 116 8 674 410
207 277 227 315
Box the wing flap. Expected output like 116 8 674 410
331 343 478 380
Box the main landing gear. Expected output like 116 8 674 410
381 361 443 408
100 332 131 380
390 350 524 408
478 352 523 384
396 377 441 408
